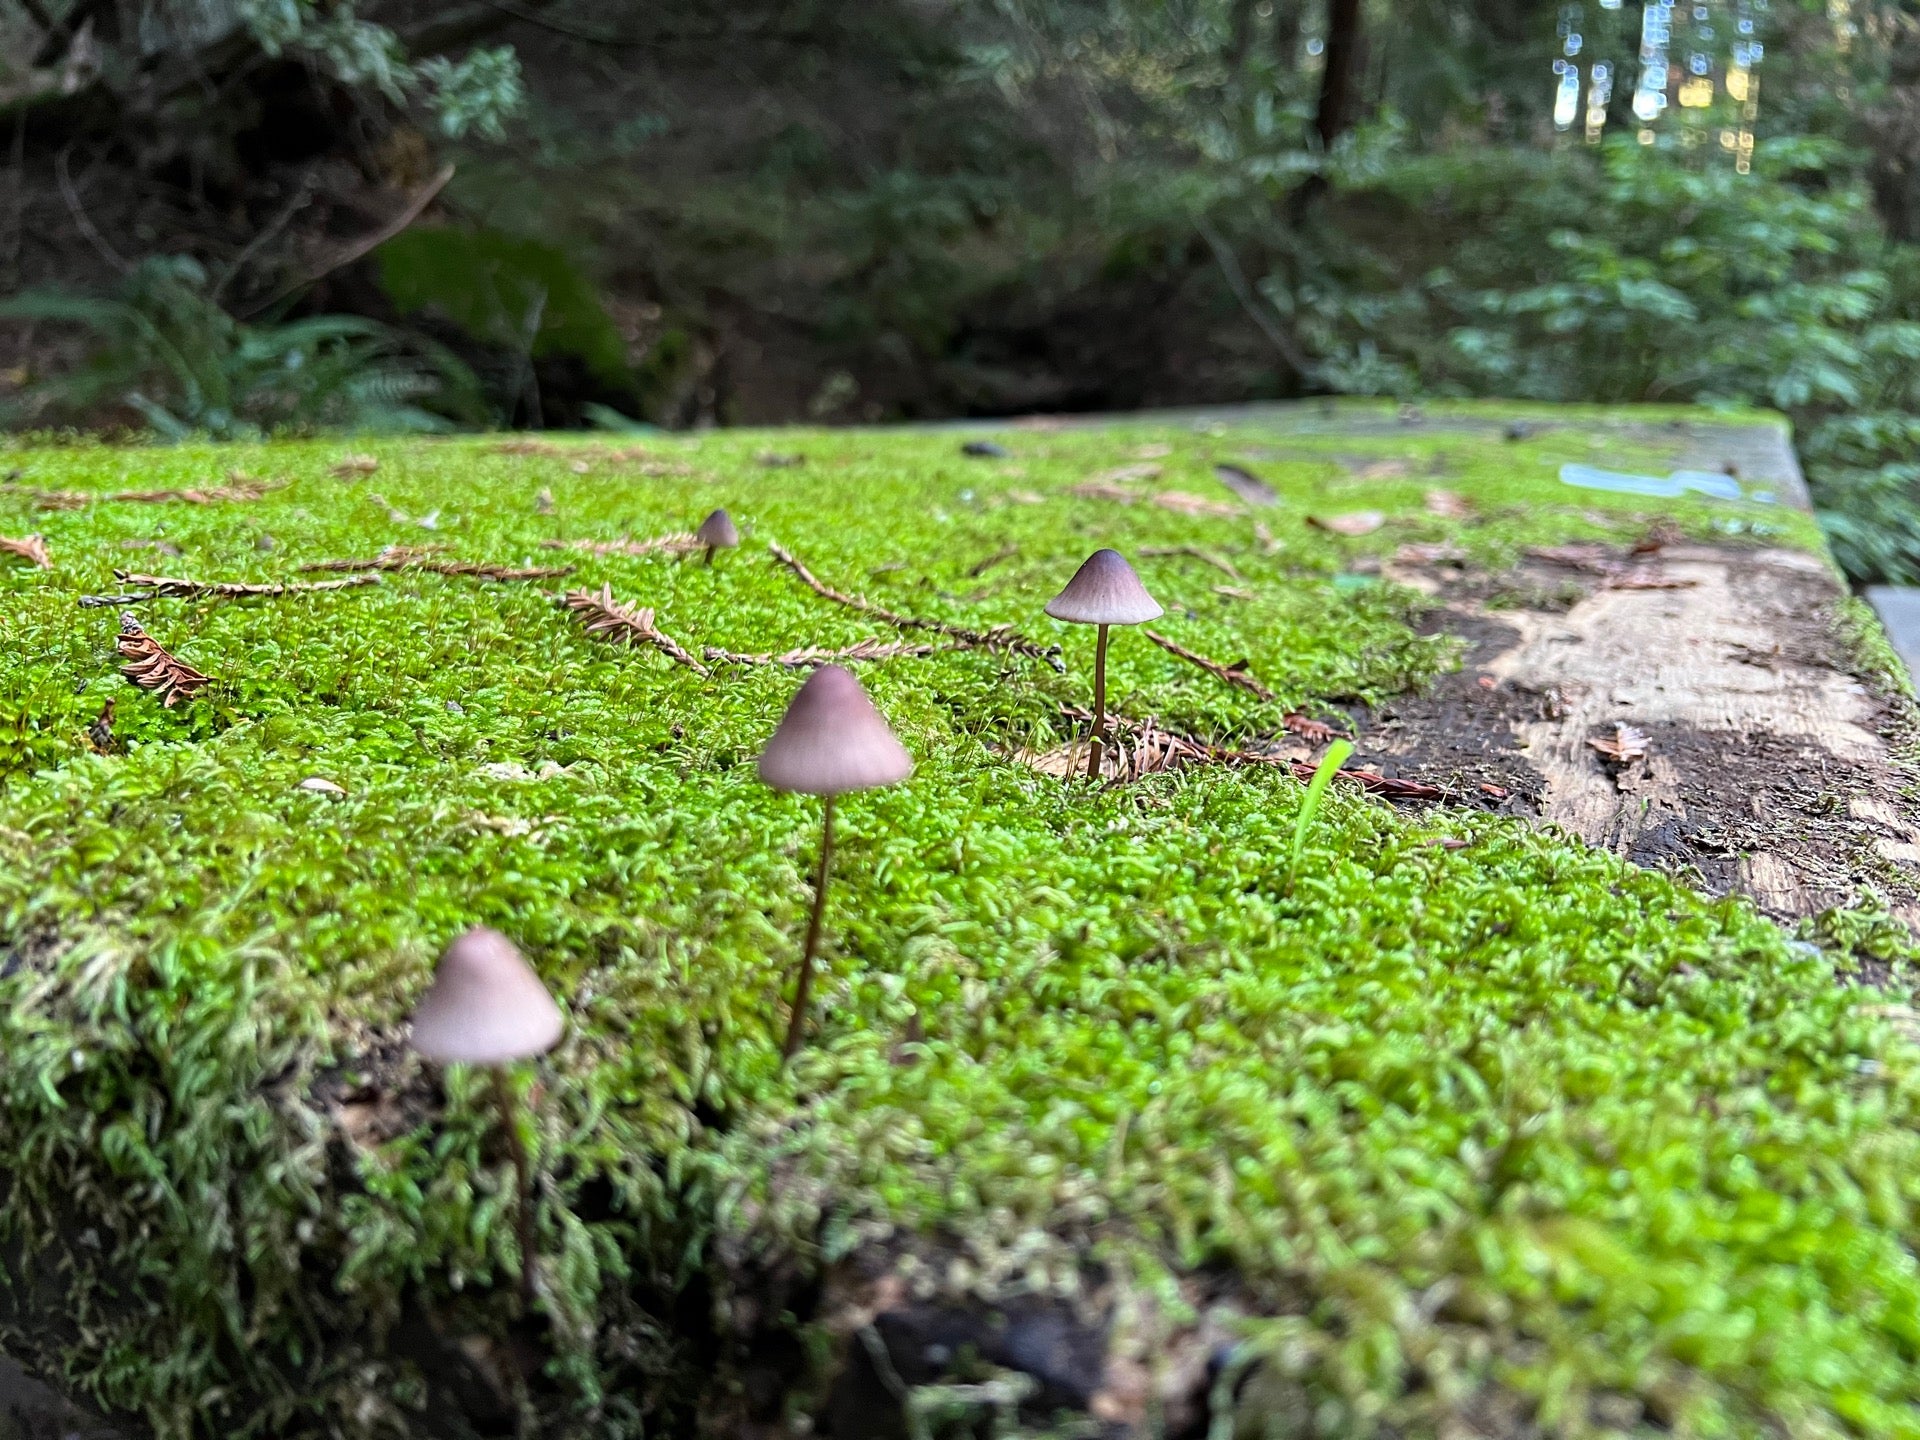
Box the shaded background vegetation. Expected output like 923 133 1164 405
6 0 1920 578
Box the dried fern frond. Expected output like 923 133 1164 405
116 613 213 707
561 585 710 677
113 571 381 600
0 534 51 568
301 546 570 581
705 637 947 667
32 479 282 510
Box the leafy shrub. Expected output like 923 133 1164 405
1 258 486 439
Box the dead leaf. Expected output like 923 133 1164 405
1283 713 1349 742
1308 510 1385 537
1394 542 1468 565
1134 443 1173 460
1351 459 1412 481
1085 462 1162 486
298 777 347 796
331 454 379 478
536 488 555 514
0 534 50 568
1153 491 1240 518
1069 481 1138 503
1588 724 1651 764
1214 463 1278 507
1423 488 1472 519
1213 585 1257 601
115 612 213 707
1006 489 1045 505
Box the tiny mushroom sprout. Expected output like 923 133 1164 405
758 664 913 1058
1045 548 1162 780
408 926 563 1305
695 508 740 566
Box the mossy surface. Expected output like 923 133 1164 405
0 403 1910 1438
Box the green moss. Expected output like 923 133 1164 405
0 405 1910 1438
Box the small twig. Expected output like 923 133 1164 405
966 544 1019 577
1140 545 1242 579
29 478 282 510
1144 629 1274 701
55 146 129 275
115 612 213 707
561 585 710 676
212 172 318 301
302 546 571 581
245 164 454 317
78 590 152 609
768 542 1063 672
705 638 949 667
113 570 381 600
1196 215 1313 379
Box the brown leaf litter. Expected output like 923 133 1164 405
768 542 1064 671
560 585 710 677
1020 708 1441 798
1588 723 1652 764
302 546 573 582
111 571 382 601
116 613 214 707
1153 491 1241 518
1308 510 1385 536
32 476 284 510
1424 489 1473 519
0 534 50 568
705 638 950 668
330 455 379 478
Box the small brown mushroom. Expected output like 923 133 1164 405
758 665 912 1057
408 927 563 1305
1045 549 1162 780
696 508 740 566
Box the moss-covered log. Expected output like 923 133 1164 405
0 405 1916 1438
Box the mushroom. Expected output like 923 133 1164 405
758 664 913 1058
695 508 739 566
1045 549 1162 780
408 926 563 1305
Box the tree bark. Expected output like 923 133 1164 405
1314 0 1363 149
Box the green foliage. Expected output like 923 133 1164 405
0 409 1892 1438
1288 736 1352 881
376 229 634 392
1 258 486 439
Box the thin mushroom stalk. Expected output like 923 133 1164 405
1044 550 1162 784
1088 623 1110 780
784 794 836 1059
757 665 913 1060
405 927 564 1312
492 1068 540 1305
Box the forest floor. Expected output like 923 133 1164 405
0 401 1917 1439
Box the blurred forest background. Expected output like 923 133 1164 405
4 0 1920 580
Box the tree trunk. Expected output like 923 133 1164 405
1314 0 1363 149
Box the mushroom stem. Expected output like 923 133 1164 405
784 794 837 1059
1087 623 1110 780
704 544 716 567
491 1067 539 1307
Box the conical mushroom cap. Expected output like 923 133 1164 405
696 509 740 549
758 664 914 796
1045 548 1163 625
409 927 563 1065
